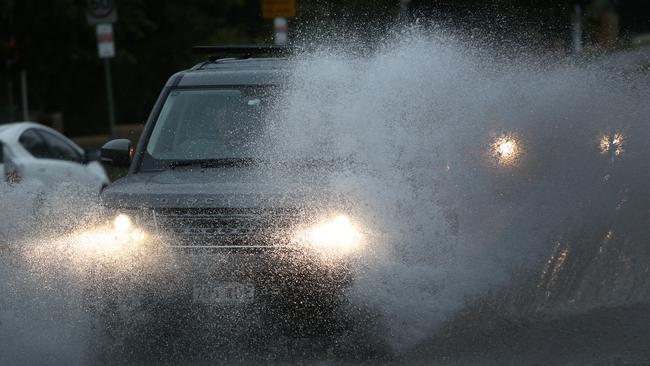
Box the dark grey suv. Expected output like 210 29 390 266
93 46 371 357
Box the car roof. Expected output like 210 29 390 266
0 122 36 144
0 122 82 152
173 57 291 87
0 121 42 135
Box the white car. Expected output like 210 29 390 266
0 122 109 193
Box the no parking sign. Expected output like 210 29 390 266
95 23 115 59
87 0 117 58
87 0 118 135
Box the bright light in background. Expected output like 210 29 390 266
295 215 364 257
599 132 625 157
491 133 521 167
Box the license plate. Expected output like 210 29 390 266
192 283 255 304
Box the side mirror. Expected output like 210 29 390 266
83 149 101 164
101 139 133 167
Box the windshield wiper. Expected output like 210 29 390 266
168 158 256 169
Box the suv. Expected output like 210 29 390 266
93 46 370 357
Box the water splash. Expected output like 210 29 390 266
0 182 100 365
1 26 650 362
265 29 650 351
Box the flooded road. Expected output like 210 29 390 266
2 31 650 365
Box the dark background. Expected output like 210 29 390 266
0 0 648 136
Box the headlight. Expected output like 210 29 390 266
599 132 624 157
76 224 145 257
490 133 522 167
57 213 148 264
295 214 364 257
21 213 162 277
76 214 145 257
113 214 133 232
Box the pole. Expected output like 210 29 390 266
20 69 28 121
399 0 411 22
103 58 116 137
274 17 288 46
571 3 583 54
7 79 14 121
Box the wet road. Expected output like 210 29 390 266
407 304 650 366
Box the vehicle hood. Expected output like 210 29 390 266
101 166 345 209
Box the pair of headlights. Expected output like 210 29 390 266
490 131 626 168
112 213 364 256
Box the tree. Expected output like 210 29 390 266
0 0 266 134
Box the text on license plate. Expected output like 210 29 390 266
192 283 255 304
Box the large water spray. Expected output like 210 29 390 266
1 27 649 363
265 29 650 351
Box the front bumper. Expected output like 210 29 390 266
88 245 353 337
84 206 361 337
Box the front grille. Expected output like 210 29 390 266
151 208 301 247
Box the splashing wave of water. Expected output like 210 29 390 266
2 28 650 362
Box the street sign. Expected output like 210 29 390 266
274 17 288 45
261 0 296 19
96 23 115 59
88 2 118 137
87 0 118 25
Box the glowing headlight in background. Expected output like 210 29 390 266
599 132 625 157
491 133 521 167
297 215 363 256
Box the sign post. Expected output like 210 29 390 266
273 17 288 46
400 0 410 19
261 0 296 45
87 0 118 137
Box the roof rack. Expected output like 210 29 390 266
192 45 290 61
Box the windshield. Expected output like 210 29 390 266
145 88 271 164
